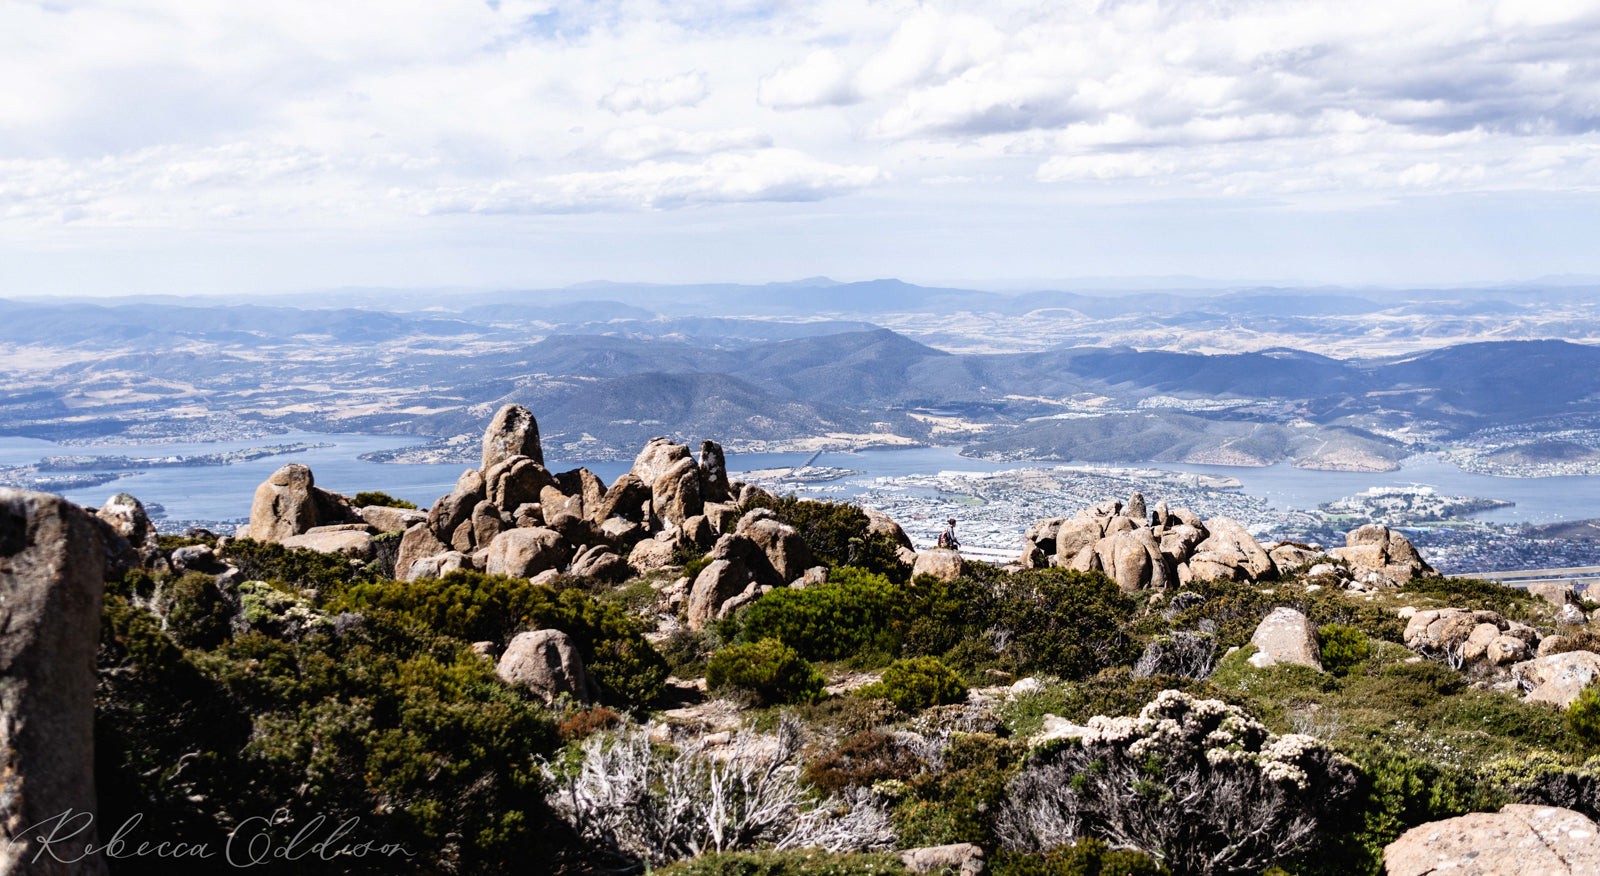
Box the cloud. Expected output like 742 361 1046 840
408 148 882 213
758 50 857 109
597 126 771 162
600 71 709 114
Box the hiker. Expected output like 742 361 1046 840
938 518 960 550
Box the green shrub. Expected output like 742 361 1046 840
736 567 906 661
1401 576 1536 616
657 850 910 876
160 571 233 649
706 639 825 706
221 538 380 592
1319 623 1372 676
1571 680 1600 749
734 495 908 581
352 490 417 509
96 595 563 876
895 733 1021 848
792 696 904 735
991 840 1169 876
986 568 1140 679
332 570 667 705
861 657 967 712
998 672 1221 738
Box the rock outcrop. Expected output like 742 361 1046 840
1384 804 1600 876
913 548 965 582
496 629 600 704
1331 523 1439 586
0 488 118 875
244 463 363 543
1404 608 1540 670
1248 607 1323 670
1512 651 1600 708
482 403 544 470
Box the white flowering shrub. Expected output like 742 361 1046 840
996 690 1358 876
543 715 895 869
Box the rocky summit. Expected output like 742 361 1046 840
5 402 1600 876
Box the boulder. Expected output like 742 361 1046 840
1248 607 1323 670
0 489 116 873
901 843 985 876
481 403 544 471
1404 608 1508 656
735 509 814 585
631 437 691 488
1269 542 1323 572
1526 581 1576 608
1054 516 1107 565
169 543 224 574
395 523 450 581
1383 804 1600 876
913 548 965 582
594 474 654 524
471 499 506 547
540 484 584 524
246 463 320 541
1558 603 1588 626
1512 651 1600 708
1095 527 1168 591
280 529 374 561
402 550 470 582
555 467 608 519
686 557 758 631
97 492 158 556
484 527 569 579
651 456 704 524
427 468 486 545
568 545 630 582
866 507 916 550
496 629 600 704
698 440 732 503
1124 491 1147 522
1487 635 1530 666
1021 517 1064 563
1331 523 1438 583
486 456 555 511
680 514 715 549
628 535 681 574
702 501 739 533
358 503 427 533
1195 517 1276 580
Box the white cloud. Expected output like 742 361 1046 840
758 50 857 109
600 71 709 114
598 126 771 162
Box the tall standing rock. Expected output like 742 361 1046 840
631 437 691 488
246 463 320 541
0 489 115 875
481 403 544 471
699 440 731 503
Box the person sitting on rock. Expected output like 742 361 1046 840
938 518 960 550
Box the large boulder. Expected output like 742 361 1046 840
395 523 450 581
631 437 691 488
555 467 608 519
913 548 965 582
1332 523 1438 584
484 527 569 579
1248 607 1323 670
1194 517 1276 580
1384 804 1600 876
485 455 555 512
496 629 600 704
0 489 117 874
900 843 985 876
866 507 915 550
735 508 814 585
1512 651 1600 708
698 440 732 503
481 403 544 471
357 503 427 533
246 463 320 541
651 456 704 525
1054 516 1107 565
402 550 471 582
1094 527 1169 591
97 492 158 556
427 468 487 546
594 474 654 525
280 526 375 561
568 545 630 582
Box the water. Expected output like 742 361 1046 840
4 435 1597 527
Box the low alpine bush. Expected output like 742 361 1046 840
706 639 826 706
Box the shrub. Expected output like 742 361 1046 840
861 657 967 712
804 731 928 794
657 851 911 876
96 595 564 876
352 490 417 509
987 568 1140 679
558 706 622 743
991 839 1169 876
543 719 893 869
737 567 906 662
707 639 826 706
1544 629 1600 656
332 571 667 705
998 672 1220 739
160 571 233 649
1571 680 1600 749
221 538 379 592
734 495 908 581
1401 576 1535 616
997 690 1360 876
894 732 1022 848
1318 623 1372 676
793 697 905 735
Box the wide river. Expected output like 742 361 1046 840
2 433 1594 527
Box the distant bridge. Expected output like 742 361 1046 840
1450 566 1600 592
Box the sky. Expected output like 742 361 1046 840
5 0 1600 297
